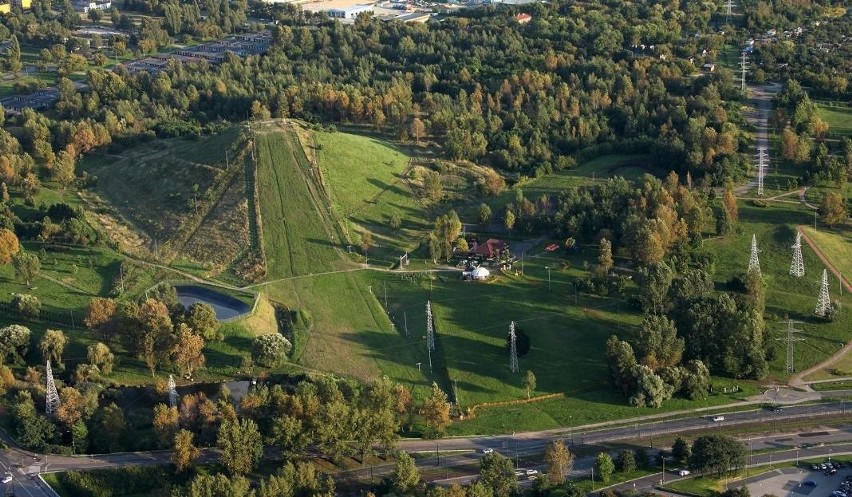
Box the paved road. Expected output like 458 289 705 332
5 400 852 495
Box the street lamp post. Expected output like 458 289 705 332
796 450 799 467
661 456 668 485
545 266 551 290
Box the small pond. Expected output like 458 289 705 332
175 285 251 320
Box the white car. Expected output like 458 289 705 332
678 469 691 476
1 475 12 484
525 469 539 476
481 448 494 454
712 415 725 422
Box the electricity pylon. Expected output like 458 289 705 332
790 232 805 277
748 234 761 275
815 269 831 317
509 321 519 373
46 360 60 417
775 319 805 373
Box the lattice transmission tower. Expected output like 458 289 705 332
748 234 761 275
168 374 178 408
739 51 748 92
815 269 831 317
775 319 805 373
45 360 60 417
790 232 805 277
426 300 434 372
756 147 768 196
509 321 519 373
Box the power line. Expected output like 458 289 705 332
775 319 805 373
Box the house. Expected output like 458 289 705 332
514 13 531 23
396 11 430 23
471 239 508 258
701 63 716 73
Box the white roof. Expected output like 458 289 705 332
472 267 490 277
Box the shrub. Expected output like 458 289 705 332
251 334 291 368
11 293 41 318
0 324 31 363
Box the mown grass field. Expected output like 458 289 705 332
255 123 348 278
817 104 852 137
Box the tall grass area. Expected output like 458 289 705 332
255 125 348 278
708 202 852 378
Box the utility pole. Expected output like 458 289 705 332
545 266 551 290
756 147 768 196
740 50 748 93
775 319 805 373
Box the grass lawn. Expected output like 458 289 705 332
708 202 852 380
800 226 852 282
817 104 852 137
254 123 349 278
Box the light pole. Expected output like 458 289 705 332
796 450 799 467
545 266 551 290
661 456 668 484
591 465 595 492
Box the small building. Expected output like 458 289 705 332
327 5 373 18
396 11 431 23
74 0 111 13
514 13 531 23
472 239 508 259
471 267 490 281
701 63 716 73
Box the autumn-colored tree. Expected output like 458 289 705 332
153 403 179 448
172 323 206 378
421 382 451 431
172 429 201 472
410 117 426 144
53 149 77 190
722 187 738 223
0 228 21 264
522 370 536 399
504 209 516 232
137 298 174 376
544 439 574 484
56 387 85 429
596 238 613 278
84 298 118 343
780 129 798 161
819 192 848 226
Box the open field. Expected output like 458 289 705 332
817 104 852 137
254 123 349 277
313 130 429 257
80 127 246 261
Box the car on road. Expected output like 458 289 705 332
772 406 783 412
802 480 817 487
525 469 539 476
1 474 12 484
712 415 725 422
813 464 821 470
678 470 691 476
481 448 494 454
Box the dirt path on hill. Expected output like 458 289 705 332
798 226 852 294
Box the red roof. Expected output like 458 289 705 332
515 13 532 23
473 239 508 257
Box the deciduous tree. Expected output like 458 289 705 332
172 323 206 378
422 382 450 431
153 403 179 448
87 342 114 375
522 370 536 399
13 251 40 287
0 228 20 264
173 429 201 473
819 192 848 226
594 452 615 483
544 439 573 484
217 418 263 475
84 298 118 343
392 452 420 494
185 303 220 341
40 329 67 367
479 453 516 497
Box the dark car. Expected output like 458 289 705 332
772 406 783 412
803 480 817 487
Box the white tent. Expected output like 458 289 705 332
471 267 490 280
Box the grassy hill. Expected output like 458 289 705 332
80 127 249 270
254 122 348 278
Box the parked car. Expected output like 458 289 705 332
481 448 494 454
525 469 539 476
712 415 725 422
802 480 817 487
678 470 691 476
1 474 12 484
814 464 822 470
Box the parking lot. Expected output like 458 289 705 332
747 460 852 497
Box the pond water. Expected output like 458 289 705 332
175 285 251 320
